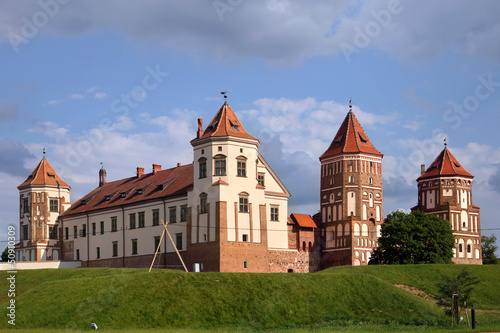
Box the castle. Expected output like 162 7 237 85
15 101 482 271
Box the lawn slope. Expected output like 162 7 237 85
1 264 498 330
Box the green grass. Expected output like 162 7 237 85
1 264 499 331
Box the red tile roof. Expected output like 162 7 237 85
320 110 382 160
191 102 258 143
418 147 474 180
61 164 193 217
289 213 317 228
18 157 70 189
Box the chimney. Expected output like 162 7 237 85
177 163 181 167
197 118 204 138
420 164 425 175
137 167 144 178
153 164 161 174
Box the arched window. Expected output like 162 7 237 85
199 193 208 214
349 176 355 183
369 177 373 184
236 156 247 177
214 154 226 176
354 223 360 236
362 224 368 237
308 241 312 251
198 157 207 178
302 241 306 251
369 193 374 207
239 192 249 213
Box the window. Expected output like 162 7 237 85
132 239 138 255
92 223 96 236
270 206 279 221
81 224 86 237
49 226 57 240
257 173 265 186
23 198 29 213
200 193 208 214
239 194 249 213
369 177 373 184
49 198 58 212
237 157 247 177
111 217 117 232
459 244 463 253
96 247 100 259
24 226 29 240
175 233 183 250
153 209 160 226
100 221 104 235
242 234 248 242
130 214 136 229
180 205 187 222
214 155 226 176
138 212 145 228
73 226 78 238
154 236 161 252
350 176 355 183
76 249 80 261
169 207 177 223
112 242 118 257
199 158 207 179
243 261 248 269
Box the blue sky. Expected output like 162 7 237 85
1 0 500 251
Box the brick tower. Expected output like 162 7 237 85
16 153 71 262
413 145 482 264
319 102 384 267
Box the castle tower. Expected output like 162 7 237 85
99 164 107 187
319 104 383 267
413 146 482 264
16 154 71 262
188 100 290 272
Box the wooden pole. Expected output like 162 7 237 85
149 230 165 272
161 219 188 272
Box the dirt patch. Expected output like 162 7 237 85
394 284 437 303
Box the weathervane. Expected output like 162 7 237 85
444 138 447 147
43 147 46 156
221 91 228 100
349 99 352 112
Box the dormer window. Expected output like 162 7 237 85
358 133 368 143
105 195 111 201
137 189 143 195
47 173 55 178
230 120 239 131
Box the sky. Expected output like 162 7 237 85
1 0 500 252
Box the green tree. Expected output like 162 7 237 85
1 247 9 262
370 210 455 264
436 268 480 325
481 234 499 265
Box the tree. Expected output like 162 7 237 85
1 247 9 262
436 268 480 325
481 234 499 265
370 210 455 264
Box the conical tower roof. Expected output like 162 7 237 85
418 147 473 180
192 102 258 143
18 157 70 189
320 109 382 160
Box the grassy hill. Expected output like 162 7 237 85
1 264 499 331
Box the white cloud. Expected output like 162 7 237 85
28 121 69 141
70 93 85 100
87 86 98 93
46 100 61 105
403 121 425 132
94 92 107 100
